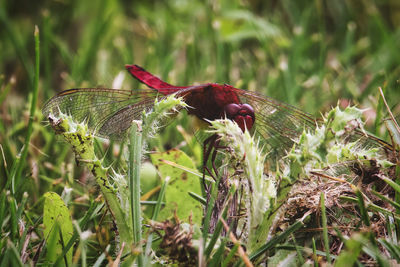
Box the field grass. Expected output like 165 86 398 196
1 0 400 265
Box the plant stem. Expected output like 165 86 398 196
144 178 169 264
321 192 331 264
129 121 143 266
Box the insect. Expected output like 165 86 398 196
42 65 392 165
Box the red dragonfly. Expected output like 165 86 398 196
42 65 391 162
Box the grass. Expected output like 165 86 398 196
1 0 400 265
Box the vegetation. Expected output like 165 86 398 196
1 0 400 266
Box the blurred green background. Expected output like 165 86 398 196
1 0 400 207
2 0 400 106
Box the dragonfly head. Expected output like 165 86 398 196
224 103 255 132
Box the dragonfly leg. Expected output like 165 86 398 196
202 134 233 190
210 139 222 179
202 134 219 192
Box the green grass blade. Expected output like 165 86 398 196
356 190 370 227
378 239 400 261
92 245 109 267
222 243 239 267
375 85 386 134
371 190 400 210
128 122 143 266
208 237 227 267
356 190 380 251
0 192 6 228
188 191 207 206
144 178 168 261
249 220 305 261
205 191 231 258
8 195 17 242
3 244 24 267
291 234 304 265
312 237 318 267
10 26 40 194
379 176 400 195
320 192 331 264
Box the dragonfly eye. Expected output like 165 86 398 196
224 103 255 132
241 104 254 114
225 103 241 118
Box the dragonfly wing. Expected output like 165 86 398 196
235 89 317 159
235 88 393 161
42 88 161 139
97 98 158 139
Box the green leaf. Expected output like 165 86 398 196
327 106 363 134
150 149 202 224
267 249 297 267
334 233 364 267
43 192 73 266
140 161 159 195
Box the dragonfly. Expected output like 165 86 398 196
42 65 393 166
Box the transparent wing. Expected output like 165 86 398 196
42 88 162 139
233 88 317 159
234 88 393 160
